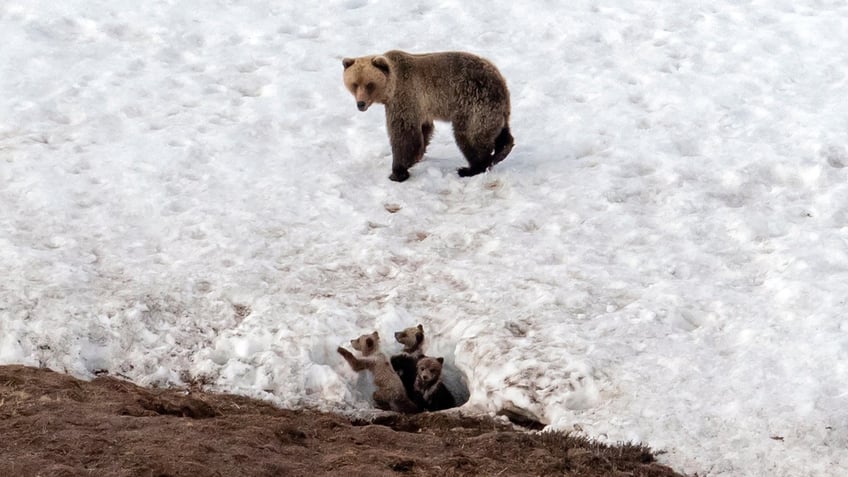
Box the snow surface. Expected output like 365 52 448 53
2 0 848 475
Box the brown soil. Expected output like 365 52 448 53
0 365 688 477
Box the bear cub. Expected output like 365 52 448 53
390 324 426 401
413 356 456 412
342 50 514 182
338 331 418 413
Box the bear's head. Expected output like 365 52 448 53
350 331 380 356
342 55 390 112
416 356 444 385
394 324 424 351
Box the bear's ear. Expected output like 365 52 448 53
416 324 424 332
342 57 355 69
372 331 380 340
436 357 444 364
371 56 390 74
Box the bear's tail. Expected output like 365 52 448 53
491 125 514 166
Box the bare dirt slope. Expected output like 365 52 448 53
0 366 688 476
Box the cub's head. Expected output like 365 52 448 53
342 55 390 112
416 357 444 385
350 331 380 356
394 324 424 351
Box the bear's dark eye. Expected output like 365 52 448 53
366 82 375 93
352 82 358 89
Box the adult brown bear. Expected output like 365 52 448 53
342 50 514 182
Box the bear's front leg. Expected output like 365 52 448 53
389 126 424 182
338 347 367 371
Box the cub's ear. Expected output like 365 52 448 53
371 56 390 74
416 324 424 332
342 57 355 69
436 357 444 364
372 331 380 339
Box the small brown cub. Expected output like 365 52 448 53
390 324 425 400
414 356 456 412
338 331 419 413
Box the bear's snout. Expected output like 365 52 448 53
357 101 368 111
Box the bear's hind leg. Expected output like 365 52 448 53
491 126 514 165
454 129 495 177
422 121 434 150
372 394 392 411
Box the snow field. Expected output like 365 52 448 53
2 1 848 475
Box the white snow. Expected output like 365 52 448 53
2 0 848 475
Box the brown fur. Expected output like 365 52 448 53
390 324 426 401
413 356 456 412
342 50 514 182
337 331 419 413
393 323 425 357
